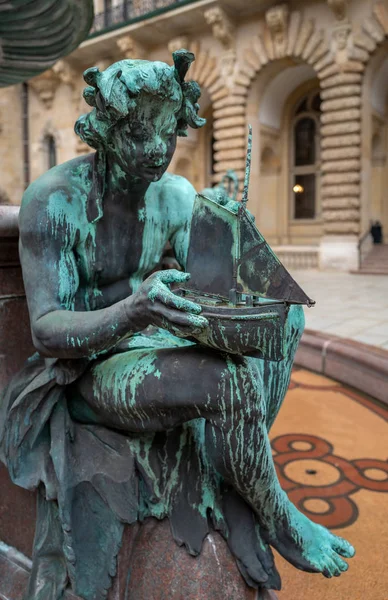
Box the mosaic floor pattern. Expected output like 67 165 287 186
272 369 388 600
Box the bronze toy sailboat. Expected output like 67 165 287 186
176 126 314 362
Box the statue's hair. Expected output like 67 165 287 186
75 49 206 149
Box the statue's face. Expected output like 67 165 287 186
109 92 180 182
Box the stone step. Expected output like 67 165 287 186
357 244 388 274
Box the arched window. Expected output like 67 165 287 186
44 134 57 170
291 90 321 220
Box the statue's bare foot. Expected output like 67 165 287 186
261 494 355 578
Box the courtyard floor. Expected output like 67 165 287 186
273 367 388 600
290 270 388 349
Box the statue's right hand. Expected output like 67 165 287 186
125 270 209 337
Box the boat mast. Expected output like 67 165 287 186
239 125 254 306
242 125 253 208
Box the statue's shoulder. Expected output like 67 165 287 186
20 154 94 235
154 172 196 210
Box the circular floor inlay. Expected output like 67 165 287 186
303 498 331 514
290 441 313 451
284 459 340 486
363 468 388 481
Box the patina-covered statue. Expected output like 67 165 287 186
0 50 355 600
202 168 240 205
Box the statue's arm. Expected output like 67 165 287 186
20 191 206 360
19 202 142 359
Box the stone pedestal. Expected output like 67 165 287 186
319 234 359 271
108 519 276 600
0 513 279 599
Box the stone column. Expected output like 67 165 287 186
319 0 388 270
319 65 363 270
204 6 248 186
317 1 360 270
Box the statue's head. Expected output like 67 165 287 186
75 50 205 182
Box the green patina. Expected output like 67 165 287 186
3 50 355 600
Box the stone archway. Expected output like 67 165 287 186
206 1 388 269
210 6 332 188
208 5 336 256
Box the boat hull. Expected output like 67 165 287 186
188 302 289 361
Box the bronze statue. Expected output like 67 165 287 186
0 51 355 600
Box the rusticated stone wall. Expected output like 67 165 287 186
2 0 388 268
204 0 388 244
320 0 388 236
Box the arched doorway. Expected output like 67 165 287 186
247 60 322 249
291 89 322 221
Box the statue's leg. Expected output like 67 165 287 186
25 487 68 600
259 304 306 432
73 343 354 578
222 305 306 590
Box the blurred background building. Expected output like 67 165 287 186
0 0 388 272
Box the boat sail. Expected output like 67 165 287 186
180 194 314 306
175 126 314 361
180 126 314 308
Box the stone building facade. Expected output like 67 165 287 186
0 0 388 271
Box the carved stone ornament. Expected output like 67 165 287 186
52 60 79 103
204 6 235 49
265 4 289 41
168 36 190 55
328 0 349 21
219 48 237 84
333 21 352 51
29 69 60 109
116 35 145 60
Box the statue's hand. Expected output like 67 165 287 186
126 270 208 337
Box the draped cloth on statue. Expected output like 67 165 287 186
0 313 303 600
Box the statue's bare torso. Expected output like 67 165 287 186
20 153 195 316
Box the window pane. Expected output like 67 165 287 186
294 118 316 166
293 174 316 219
46 135 56 169
296 96 308 114
311 92 322 113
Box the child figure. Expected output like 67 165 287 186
0 51 354 600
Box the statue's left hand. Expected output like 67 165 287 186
125 270 209 338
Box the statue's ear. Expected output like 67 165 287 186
83 66 101 88
172 49 195 83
